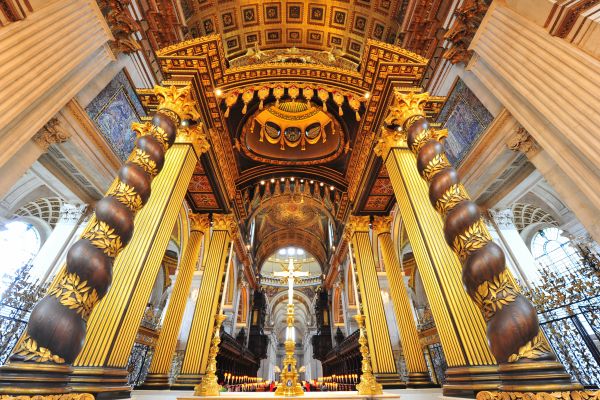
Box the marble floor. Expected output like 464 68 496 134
132 388 466 400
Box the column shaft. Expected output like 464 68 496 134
173 214 235 389
347 217 401 387
384 147 499 393
374 219 434 387
69 143 198 394
142 213 210 388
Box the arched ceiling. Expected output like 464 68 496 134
180 0 404 62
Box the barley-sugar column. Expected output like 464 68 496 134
344 215 401 388
142 212 210 388
375 105 499 396
372 215 433 388
173 214 237 389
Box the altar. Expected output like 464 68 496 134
177 391 400 400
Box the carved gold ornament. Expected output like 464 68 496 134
384 91 429 127
83 221 123 258
154 85 200 122
176 125 211 155
14 335 65 364
422 153 451 181
211 213 237 234
374 126 408 158
129 149 158 176
189 213 211 232
508 331 552 363
108 181 143 213
49 273 99 321
409 128 431 154
452 218 492 261
476 390 599 400
132 122 171 150
472 270 518 321
371 215 393 234
435 184 470 215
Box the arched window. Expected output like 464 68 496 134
0 220 41 296
530 227 582 277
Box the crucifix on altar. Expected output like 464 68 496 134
273 257 308 396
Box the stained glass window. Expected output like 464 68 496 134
531 227 582 277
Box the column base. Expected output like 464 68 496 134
69 367 130 399
138 373 171 389
374 373 406 389
443 365 500 397
498 361 582 392
406 371 437 388
0 362 71 395
171 373 203 390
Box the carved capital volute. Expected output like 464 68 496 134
154 85 201 123
32 118 70 151
383 90 429 128
189 213 211 232
343 215 371 242
506 127 540 157
176 124 211 155
212 213 237 235
374 126 407 159
371 215 392 234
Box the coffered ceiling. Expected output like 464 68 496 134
180 0 405 61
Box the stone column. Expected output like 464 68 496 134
0 85 203 395
142 213 210 388
172 214 237 389
343 215 401 388
375 122 498 395
377 90 580 397
372 216 434 387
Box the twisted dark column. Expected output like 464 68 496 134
383 91 580 395
0 85 199 395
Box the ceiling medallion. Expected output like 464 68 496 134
252 101 333 151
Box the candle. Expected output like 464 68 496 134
219 242 235 313
347 242 361 312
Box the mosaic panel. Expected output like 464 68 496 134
85 69 145 162
437 78 494 165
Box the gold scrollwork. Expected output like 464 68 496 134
422 153 451 181
107 181 143 213
435 184 470 215
132 122 170 150
128 149 158 177
154 85 200 122
476 390 599 400
49 272 99 321
508 331 553 363
82 221 123 258
472 270 518 321
409 128 431 154
452 218 492 261
14 335 65 364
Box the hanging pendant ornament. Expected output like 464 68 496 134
333 91 344 116
273 85 285 107
241 88 255 115
224 91 239 118
257 86 269 110
318 88 329 112
303 86 314 106
349 96 361 121
288 85 300 102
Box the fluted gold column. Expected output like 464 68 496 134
142 213 210 388
372 216 434 387
344 216 401 387
375 123 499 395
68 126 210 395
172 214 236 389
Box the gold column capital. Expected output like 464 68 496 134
176 125 211 155
189 213 210 232
371 215 393 234
154 85 201 122
374 126 407 159
212 213 237 235
383 90 429 127
343 215 371 240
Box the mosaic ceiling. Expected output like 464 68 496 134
180 0 405 61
